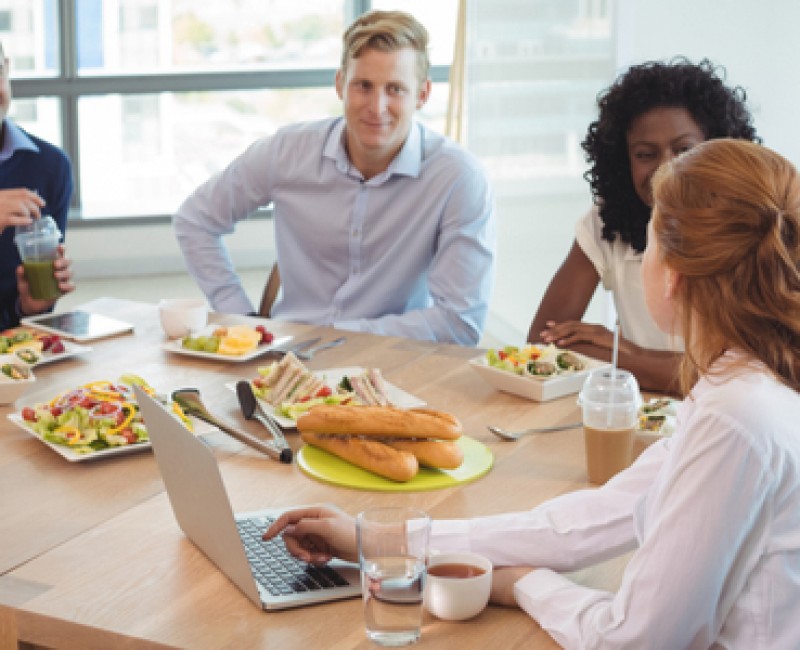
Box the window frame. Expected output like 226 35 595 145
9 0 451 223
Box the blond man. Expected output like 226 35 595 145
175 11 494 345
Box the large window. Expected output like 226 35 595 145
5 0 456 219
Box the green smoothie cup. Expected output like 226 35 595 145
14 216 63 301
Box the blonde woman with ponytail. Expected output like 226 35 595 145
265 139 800 647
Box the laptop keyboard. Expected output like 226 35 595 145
237 517 352 597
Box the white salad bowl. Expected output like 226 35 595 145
0 359 37 405
469 348 607 402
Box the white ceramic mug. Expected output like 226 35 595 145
423 551 492 621
158 298 208 339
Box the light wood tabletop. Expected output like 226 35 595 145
0 298 636 649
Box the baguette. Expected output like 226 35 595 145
383 439 464 470
300 431 418 482
297 405 462 441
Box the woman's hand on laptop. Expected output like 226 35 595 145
263 505 357 564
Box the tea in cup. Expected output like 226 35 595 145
423 551 492 621
158 298 208 339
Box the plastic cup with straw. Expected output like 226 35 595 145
578 318 641 484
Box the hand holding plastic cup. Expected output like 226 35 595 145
578 368 641 484
357 507 430 647
14 216 62 301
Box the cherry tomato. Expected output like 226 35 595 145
50 406 63 417
252 377 267 388
49 339 66 354
21 407 37 422
119 429 137 444
98 401 118 415
315 386 332 398
498 351 508 360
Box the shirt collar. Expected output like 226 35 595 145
323 117 423 183
0 119 39 163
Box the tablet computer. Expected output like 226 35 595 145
21 310 134 342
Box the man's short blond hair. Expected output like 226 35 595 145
341 10 430 85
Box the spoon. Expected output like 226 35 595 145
295 336 347 361
235 380 292 463
488 422 582 441
171 388 287 462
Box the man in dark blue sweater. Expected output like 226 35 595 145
0 40 74 330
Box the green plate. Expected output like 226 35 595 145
297 435 493 492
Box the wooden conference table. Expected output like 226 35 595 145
0 298 635 650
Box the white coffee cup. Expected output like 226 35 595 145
158 298 208 339
423 551 492 621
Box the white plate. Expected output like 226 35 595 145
162 334 292 362
226 366 427 428
33 340 93 366
469 352 608 402
637 398 680 442
0 337 91 366
8 413 216 462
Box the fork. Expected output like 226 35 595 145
295 336 346 361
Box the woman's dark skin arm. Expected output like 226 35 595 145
527 240 600 342
528 240 681 394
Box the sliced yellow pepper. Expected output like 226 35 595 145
172 402 194 432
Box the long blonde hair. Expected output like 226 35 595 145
651 139 800 393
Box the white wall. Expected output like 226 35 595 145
617 0 800 166
68 217 274 280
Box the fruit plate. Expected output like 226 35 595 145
297 435 493 492
7 413 216 463
469 352 608 402
162 334 292 362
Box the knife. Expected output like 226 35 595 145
270 337 321 355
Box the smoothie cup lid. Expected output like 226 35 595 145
577 367 641 407
14 215 61 240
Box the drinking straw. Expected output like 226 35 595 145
607 319 620 428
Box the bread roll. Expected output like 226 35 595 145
300 431 419 482
297 405 462 441
384 439 464 470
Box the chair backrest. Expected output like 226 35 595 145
258 262 281 317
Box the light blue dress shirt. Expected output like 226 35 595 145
174 117 495 345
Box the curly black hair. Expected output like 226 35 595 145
582 57 760 253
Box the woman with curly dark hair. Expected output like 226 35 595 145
527 58 759 392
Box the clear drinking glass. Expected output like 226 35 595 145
357 507 431 647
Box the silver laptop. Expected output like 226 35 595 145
134 386 361 610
